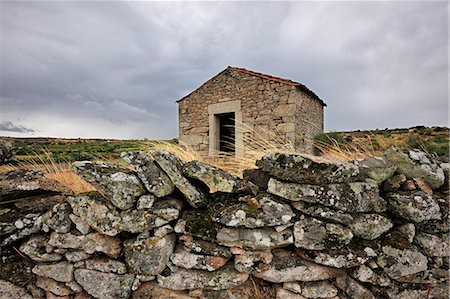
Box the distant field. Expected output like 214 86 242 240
1 125 448 167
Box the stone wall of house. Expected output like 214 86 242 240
1 148 449 299
178 68 324 155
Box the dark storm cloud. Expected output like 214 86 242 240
0 1 447 138
0 121 35 133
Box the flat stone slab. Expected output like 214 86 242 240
256 153 360 185
268 178 387 213
153 150 206 208
0 280 33 299
216 227 293 250
74 269 135 299
348 213 393 240
293 216 353 250
121 151 174 197
386 191 441 223
291 201 354 225
182 160 244 193
32 261 74 282
377 246 428 279
124 234 176 275
72 161 146 210
157 264 249 290
170 250 229 271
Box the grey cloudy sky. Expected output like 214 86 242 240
0 1 448 139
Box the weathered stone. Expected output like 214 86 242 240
335 275 376 299
42 203 72 233
154 224 174 237
413 178 433 194
216 227 293 250
256 153 360 184
384 148 445 189
68 214 90 235
20 235 62 262
1 212 43 246
252 250 340 283
383 174 407 192
355 157 397 184
136 194 156 209
121 151 174 197
349 265 391 286
414 232 449 257
35 276 74 296
293 216 353 250
124 234 176 275
85 259 127 274
212 194 294 228
153 151 206 208
49 231 121 258
275 288 306 299
234 250 272 273
348 213 392 240
396 223 415 243
0 139 14 165
132 281 194 299
157 264 249 290
311 247 375 268
72 161 146 210
170 250 229 271
242 168 271 190
32 262 74 282
291 201 353 225
180 236 232 258
386 191 441 223
284 281 338 298
74 269 134 299
268 178 387 213
174 211 219 241
0 279 33 299
377 246 428 279
201 280 255 299
182 160 243 193
65 251 91 263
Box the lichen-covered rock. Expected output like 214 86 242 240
35 276 75 296
179 236 232 258
157 264 249 290
0 280 33 299
69 214 90 235
132 281 194 299
182 160 243 193
121 151 174 197
377 246 428 279
153 151 206 208
2 213 44 246
124 234 176 275
136 194 156 209
170 250 229 271
32 261 74 282
42 203 72 233
275 288 306 299
311 247 375 268
252 250 340 283
65 251 91 262
48 231 121 258
154 224 174 237
0 139 14 165
211 195 295 228
355 157 397 184
20 235 62 262
335 275 376 299
386 191 441 223
396 223 416 243
74 269 134 299
174 211 219 241
291 201 353 225
216 227 293 250
242 168 271 190
414 232 449 257
349 265 391 286
293 216 353 250
256 153 360 184
268 178 387 213
234 250 272 273
72 161 146 210
283 281 338 298
85 259 127 274
348 213 392 240
383 174 407 192
384 148 445 189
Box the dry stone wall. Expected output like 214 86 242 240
0 148 449 299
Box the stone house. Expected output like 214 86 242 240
177 66 326 157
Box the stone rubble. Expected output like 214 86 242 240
0 148 448 298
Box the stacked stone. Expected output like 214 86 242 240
0 148 448 299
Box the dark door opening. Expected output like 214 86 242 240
218 112 235 153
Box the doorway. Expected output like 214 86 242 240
217 112 235 153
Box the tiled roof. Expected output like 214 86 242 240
177 66 326 106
